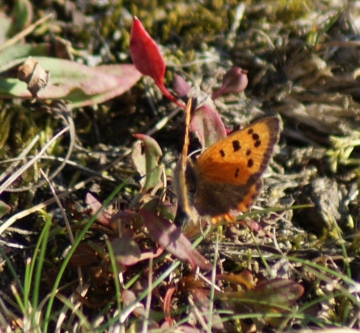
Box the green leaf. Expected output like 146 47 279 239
10 0 33 34
132 134 163 192
0 57 142 107
0 200 11 218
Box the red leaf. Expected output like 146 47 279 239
129 17 185 108
164 286 175 324
244 278 304 327
190 104 227 148
172 74 191 98
85 193 112 226
69 243 99 267
191 288 225 331
237 219 263 233
220 278 304 327
222 278 304 309
121 290 153 323
130 17 165 87
250 278 304 308
212 67 248 100
184 87 227 148
111 236 141 266
139 209 212 271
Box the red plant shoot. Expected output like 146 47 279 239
130 17 185 108
212 66 248 100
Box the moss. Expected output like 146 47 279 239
124 1 238 49
270 0 313 23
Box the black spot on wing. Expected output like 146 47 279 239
247 129 261 147
232 140 241 152
234 168 240 178
254 140 261 147
245 117 280 188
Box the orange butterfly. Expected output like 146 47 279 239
174 98 280 224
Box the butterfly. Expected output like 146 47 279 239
174 98 280 224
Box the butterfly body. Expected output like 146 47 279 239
175 115 280 224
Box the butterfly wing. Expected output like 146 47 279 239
192 117 280 219
194 117 280 185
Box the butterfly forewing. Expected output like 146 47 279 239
194 117 280 186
